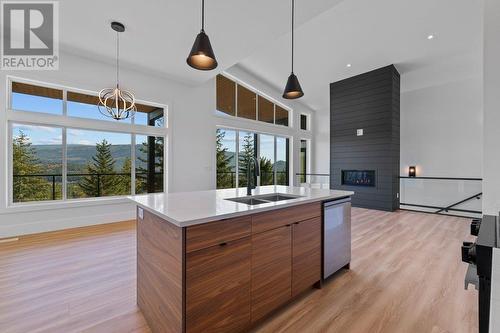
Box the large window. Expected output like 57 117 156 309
259 134 274 185
216 75 290 127
216 128 289 189
299 140 308 183
216 129 237 189
12 82 63 115
136 135 164 194
276 137 289 185
66 129 132 199
12 124 63 202
9 79 166 204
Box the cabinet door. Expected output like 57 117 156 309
186 237 251 333
292 217 321 297
251 225 292 322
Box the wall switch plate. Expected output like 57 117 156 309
396 193 399 199
138 207 144 220
356 129 364 136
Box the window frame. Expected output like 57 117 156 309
298 138 311 184
6 76 169 208
300 113 310 131
215 126 291 188
215 73 292 129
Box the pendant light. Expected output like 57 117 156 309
98 21 136 120
283 0 304 99
186 0 218 70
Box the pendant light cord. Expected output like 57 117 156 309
116 30 120 88
201 0 205 31
291 0 294 74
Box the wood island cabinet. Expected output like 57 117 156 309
137 201 322 333
251 225 292 323
292 217 322 297
186 237 251 333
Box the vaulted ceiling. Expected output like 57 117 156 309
60 0 482 113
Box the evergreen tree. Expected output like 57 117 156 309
117 157 132 195
238 133 256 187
259 157 274 185
12 131 52 202
216 129 234 188
78 139 118 197
136 137 164 193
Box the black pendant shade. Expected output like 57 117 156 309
283 72 304 99
282 0 303 99
187 30 217 70
187 0 218 71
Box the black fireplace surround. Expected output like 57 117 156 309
330 65 399 211
341 170 375 187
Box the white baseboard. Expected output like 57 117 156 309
0 208 135 238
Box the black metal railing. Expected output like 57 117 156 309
13 172 164 201
295 173 330 186
216 171 288 189
399 176 482 217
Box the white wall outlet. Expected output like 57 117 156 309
396 193 400 199
138 207 144 220
356 129 364 136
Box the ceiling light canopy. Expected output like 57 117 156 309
282 0 304 99
98 21 136 121
187 0 218 70
427 34 434 40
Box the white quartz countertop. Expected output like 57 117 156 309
128 185 354 227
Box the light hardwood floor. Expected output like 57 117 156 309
0 208 478 333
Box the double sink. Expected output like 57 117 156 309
225 193 303 206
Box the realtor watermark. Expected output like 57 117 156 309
1 1 59 70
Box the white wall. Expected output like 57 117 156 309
0 54 311 237
312 110 329 175
399 56 483 216
401 76 482 177
483 0 500 215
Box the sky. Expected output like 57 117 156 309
11 92 156 145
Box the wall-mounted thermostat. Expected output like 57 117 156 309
356 129 364 136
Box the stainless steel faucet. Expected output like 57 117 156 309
246 156 260 196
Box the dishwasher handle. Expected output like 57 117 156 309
324 197 351 207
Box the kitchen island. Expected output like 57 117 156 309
129 186 353 333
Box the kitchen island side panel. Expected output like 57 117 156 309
137 207 185 333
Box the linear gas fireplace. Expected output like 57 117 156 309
341 170 375 187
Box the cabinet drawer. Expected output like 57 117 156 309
186 216 251 253
186 237 251 333
252 202 321 234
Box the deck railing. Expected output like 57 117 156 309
13 172 163 200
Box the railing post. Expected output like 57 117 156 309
52 175 56 200
97 174 101 197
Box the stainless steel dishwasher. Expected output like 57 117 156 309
323 197 351 279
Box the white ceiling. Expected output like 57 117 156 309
59 0 345 85
60 0 482 113
238 0 483 112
